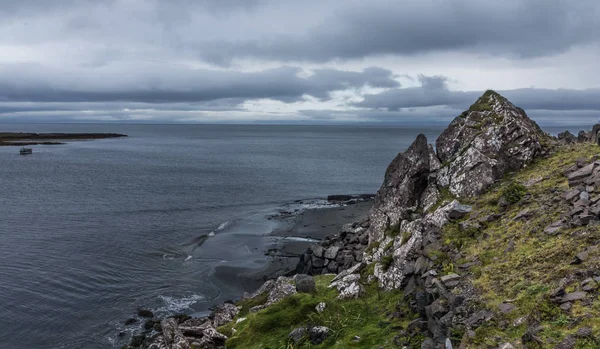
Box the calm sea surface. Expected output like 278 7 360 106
0 124 454 348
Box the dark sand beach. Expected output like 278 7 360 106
211 201 373 294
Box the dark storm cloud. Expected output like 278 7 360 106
197 0 600 64
0 64 398 103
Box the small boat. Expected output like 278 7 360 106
19 147 33 155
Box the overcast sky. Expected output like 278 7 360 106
1 0 599 125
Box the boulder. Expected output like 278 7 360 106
309 326 330 345
288 327 307 343
324 246 340 260
209 303 239 327
435 90 548 198
568 163 595 187
137 308 154 318
592 124 600 145
558 130 577 144
295 274 316 293
560 292 587 303
330 274 364 299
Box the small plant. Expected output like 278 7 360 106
383 240 394 251
501 181 526 204
400 231 411 245
384 223 400 238
442 262 455 275
380 255 394 271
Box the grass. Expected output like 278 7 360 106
500 181 527 204
220 275 424 349
219 142 600 349
442 142 600 348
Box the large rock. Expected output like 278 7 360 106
367 134 432 243
295 274 316 293
329 273 365 299
435 90 548 198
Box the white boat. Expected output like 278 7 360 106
19 147 33 155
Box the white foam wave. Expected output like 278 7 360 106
209 221 231 237
157 294 205 313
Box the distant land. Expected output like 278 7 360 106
0 132 127 146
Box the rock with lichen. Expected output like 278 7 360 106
436 90 550 198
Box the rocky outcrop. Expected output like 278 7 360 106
296 219 370 275
436 90 549 198
368 134 431 241
144 303 238 349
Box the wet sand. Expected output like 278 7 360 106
212 201 372 293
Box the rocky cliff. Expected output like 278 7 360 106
130 91 600 349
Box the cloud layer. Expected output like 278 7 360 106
0 0 599 124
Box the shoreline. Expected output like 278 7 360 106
122 196 373 347
209 199 373 295
0 132 127 146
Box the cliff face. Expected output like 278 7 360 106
364 91 550 289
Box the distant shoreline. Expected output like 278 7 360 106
0 132 127 146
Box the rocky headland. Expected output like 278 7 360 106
0 132 127 146
128 91 600 349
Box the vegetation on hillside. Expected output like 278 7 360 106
219 275 423 349
218 142 600 348
444 142 600 348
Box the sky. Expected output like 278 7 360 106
1 0 599 125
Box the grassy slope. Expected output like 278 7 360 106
446 143 600 348
218 143 600 349
219 275 423 349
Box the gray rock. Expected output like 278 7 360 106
465 310 494 328
447 201 472 220
330 273 364 299
544 221 564 235
137 308 154 318
514 209 532 221
308 326 330 345
560 292 587 303
366 133 431 243
568 163 595 187
159 318 192 349
440 273 460 285
312 257 325 268
580 191 591 200
210 303 240 327
574 198 591 207
576 327 593 337
311 245 325 258
324 246 340 260
250 276 297 312
315 302 326 313
435 91 548 198
421 338 435 349
295 274 316 293
288 327 307 343
498 302 516 314
554 335 576 349
564 189 581 201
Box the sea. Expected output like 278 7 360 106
0 123 579 348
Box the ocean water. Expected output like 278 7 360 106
0 124 449 348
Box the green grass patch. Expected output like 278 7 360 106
221 275 422 349
500 181 527 204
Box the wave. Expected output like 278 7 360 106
156 294 205 314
